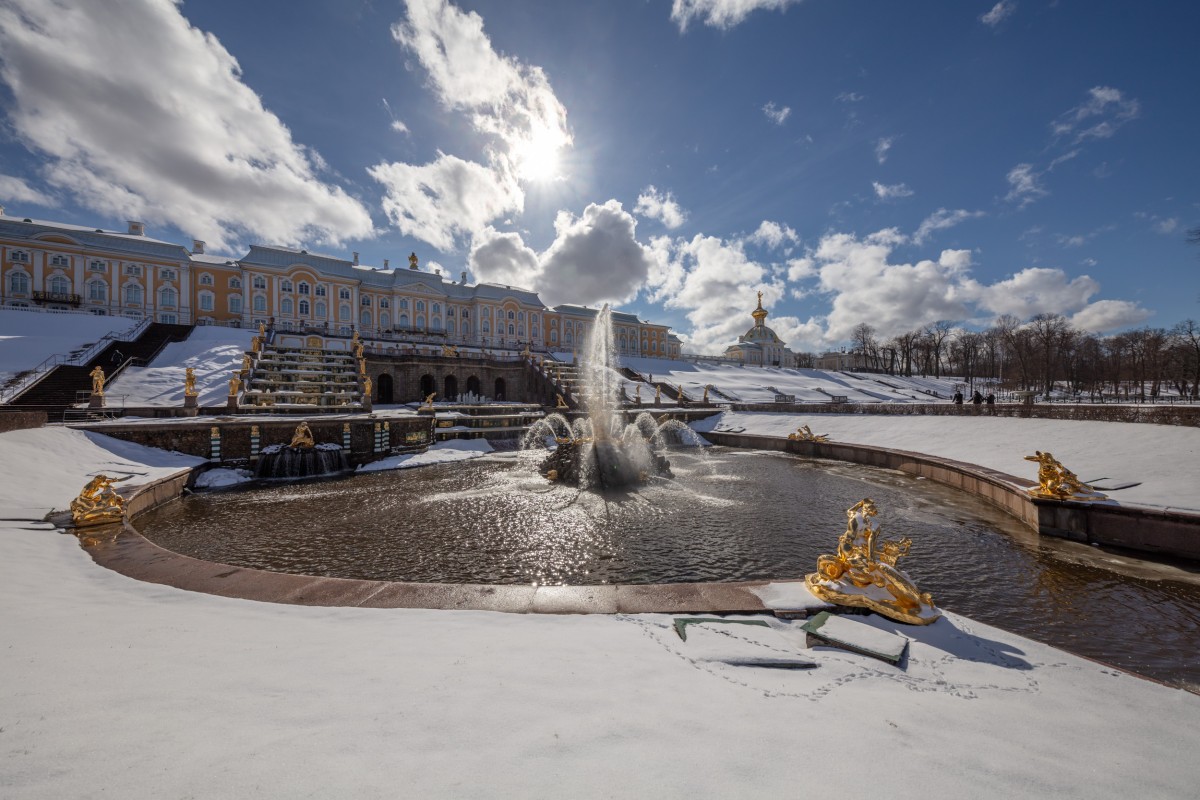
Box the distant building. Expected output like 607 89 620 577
815 350 871 371
723 292 794 366
0 211 679 356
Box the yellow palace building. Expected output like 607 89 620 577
0 211 681 358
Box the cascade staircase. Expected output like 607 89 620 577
239 339 365 411
8 323 194 412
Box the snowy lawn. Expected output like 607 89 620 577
0 307 139 386
2 425 1199 798
692 410 1200 512
106 325 254 406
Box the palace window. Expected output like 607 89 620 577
508 324 515 336
158 286 177 307
517 325 524 337
361 295 371 306
124 284 144 305
339 304 350 322
8 271 30 294
229 277 241 289
124 265 143 277
87 281 107 302
446 307 454 317
398 298 409 310
10 250 29 263
299 299 310 316
159 313 178 324
507 310 514 320
252 275 267 289
461 309 469 319
315 301 326 319
379 312 390 329
229 295 243 314
432 316 442 330
532 325 539 339
48 275 70 294
281 298 293 315
379 298 389 309
447 319 456 334
89 260 106 272
298 281 310 295
482 307 490 318
198 291 214 312
360 309 371 326
280 280 293 293
416 300 425 312
50 255 69 268
315 284 326 297
160 268 177 281
432 303 440 315
253 295 267 312
482 320 490 334
199 273 214 286
399 314 409 328
339 287 351 300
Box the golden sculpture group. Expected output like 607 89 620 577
805 498 940 625
289 421 315 449
1024 451 1107 501
89 366 105 397
70 475 127 527
788 424 830 443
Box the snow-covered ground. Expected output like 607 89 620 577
106 325 253 406
357 437 493 472
2 425 1200 797
0 307 139 387
692 411 1200 512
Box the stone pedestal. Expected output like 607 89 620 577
226 395 238 414
417 407 435 417
88 394 105 409
183 394 199 417
361 395 373 413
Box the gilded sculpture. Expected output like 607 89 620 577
251 336 262 353
89 366 105 397
363 375 372 396
442 344 458 357
805 498 940 625
556 394 569 409
228 372 241 396
654 384 661 402
241 353 251 372
184 367 198 397
788 424 830 443
1024 451 1107 501
70 474 127 527
290 421 315 449
423 392 436 409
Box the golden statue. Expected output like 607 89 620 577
70 474 126 527
228 372 241 396
702 385 709 403
423 392 436 409
358 358 366 375
788 424 830 443
363 375 372 396
409 252 419 270
556 394 569 409
1024 451 1107 501
251 336 262 353
184 367 197 397
442 344 458 357
289 421 315 449
655 384 661 402
805 499 940 625
353 341 364 358
521 344 531 359
756 289 764 308
352 329 360 345
678 384 685 401
89 366 105 397
241 353 251 372
258 321 266 337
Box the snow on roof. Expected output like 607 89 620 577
0 216 189 259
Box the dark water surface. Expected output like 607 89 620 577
138 448 1200 689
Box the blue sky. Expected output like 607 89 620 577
0 0 1196 352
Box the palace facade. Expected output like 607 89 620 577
0 212 681 358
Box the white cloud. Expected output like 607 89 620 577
372 0 572 250
1051 86 1140 144
980 1 1016 27
538 201 655 308
634 186 688 229
913 208 984 244
875 137 893 164
1069 300 1152 333
1154 217 1179 234
762 102 791 125
468 226 540 288
390 120 410 135
370 153 522 252
0 174 57 208
1005 163 1047 207
0 0 374 251
748 220 799 250
968 268 1100 319
671 0 802 31
873 181 914 201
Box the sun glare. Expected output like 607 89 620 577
514 124 569 183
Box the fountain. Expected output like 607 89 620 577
523 305 679 489
254 422 349 479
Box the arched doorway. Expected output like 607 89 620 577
420 374 435 400
494 377 506 401
376 373 394 404
466 375 481 399
444 375 459 402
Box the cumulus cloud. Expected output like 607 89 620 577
671 0 802 31
748 220 799 250
875 137 893 164
873 181 914 201
1051 86 1140 143
0 174 57 208
372 0 572 250
913 208 984 244
634 186 688 229
1004 163 1047 207
369 153 522 252
0 0 373 250
468 226 540 288
1069 300 1152 333
762 102 792 125
980 1 1016 27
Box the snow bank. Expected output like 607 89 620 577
193 467 254 489
105 325 254 406
0 308 139 385
356 437 494 473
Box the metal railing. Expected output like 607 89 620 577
0 317 151 404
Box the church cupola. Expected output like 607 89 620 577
752 290 769 327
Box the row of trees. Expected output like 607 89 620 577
804 316 1200 400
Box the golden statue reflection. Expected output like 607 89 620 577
1024 451 1107 500
788 424 830 443
70 475 127 527
805 498 940 625
89 366 105 397
290 421 315 449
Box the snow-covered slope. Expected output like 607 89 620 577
0 308 139 386
106 326 253 406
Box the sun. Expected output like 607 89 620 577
514 123 568 183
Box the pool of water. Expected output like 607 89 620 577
138 447 1200 689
